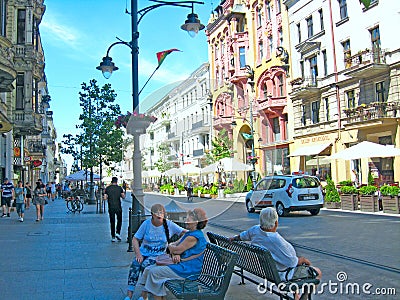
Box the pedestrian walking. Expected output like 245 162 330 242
103 177 125 242
14 181 26 222
25 182 32 209
1 178 15 218
33 180 46 222
51 181 56 201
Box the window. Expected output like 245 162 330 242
324 98 330 121
311 101 320 124
237 17 246 32
276 0 281 14
300 61 304 79
215 44 219 59
322 50 328 76
0 0 6 36
376 81 385 102
262 84 268 99
346 90 356 108
319 9 324 31
277 74 284 97
258 41 264 61
239 47 246 68
309 56 318 85
301 104 306 126
16 74 24 110
17 9 26 44
342 40 351 68
370 27 381 63
257 7 262 27
339 0 348 20
297 23 301 43
266 1 271 20
278 29 283 46
306 16 313 38
268 36 273 56
272 117 281 141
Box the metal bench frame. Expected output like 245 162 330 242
207 232 320 300
165 243 238 299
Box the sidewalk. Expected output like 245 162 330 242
0 196 268 300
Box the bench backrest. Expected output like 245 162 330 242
198 243 238 296
207 232 282 284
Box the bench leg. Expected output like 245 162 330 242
239 268 245 285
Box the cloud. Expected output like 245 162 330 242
41 17 81 49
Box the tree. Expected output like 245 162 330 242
205 128 234 164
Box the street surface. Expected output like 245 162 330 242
0 191 398 299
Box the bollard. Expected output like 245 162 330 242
127 207 133 252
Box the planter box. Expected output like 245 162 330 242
341 194 358 210
382 196 400 214
360 195 378 212
325 202 341 209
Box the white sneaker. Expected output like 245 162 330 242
115 233 122 242
111 238 116 242
20 217 23 222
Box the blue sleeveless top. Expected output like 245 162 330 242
168 229 207 279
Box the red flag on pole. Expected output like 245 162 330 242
156 49 181 66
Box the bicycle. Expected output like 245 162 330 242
65 196 84 213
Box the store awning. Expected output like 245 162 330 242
288 143 331 157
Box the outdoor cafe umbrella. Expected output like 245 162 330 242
65 170 100 181
142 169 162 178
330 141 400 160
165 168 184 177
180 164 201 175
202 157 253 174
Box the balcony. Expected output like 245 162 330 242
213 116 233 130
13 44 44 65
343 48 389 78
343 101 400 128
193 149 204 157
290 76 321 98
13 111 43 135
191 120 210 134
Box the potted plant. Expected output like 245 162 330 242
380 185 400 214
340 185 358 210
359 185 378 212
324 177 341 209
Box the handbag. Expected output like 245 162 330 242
156 253 174 266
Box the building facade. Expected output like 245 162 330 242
0 0 61 184
285 0 400 185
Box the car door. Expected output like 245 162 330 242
250 178 271 206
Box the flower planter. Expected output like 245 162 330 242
360 195 378 212
210 194 218 199
324 202 341 209
341 194 358 210
126 119 152 135
382 196 400 214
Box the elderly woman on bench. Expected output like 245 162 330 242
137 207 208 300
230 207 322 300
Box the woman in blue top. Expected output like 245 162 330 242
138 207 208 300
124 204 186 300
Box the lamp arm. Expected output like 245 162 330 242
138 1 204 25
105 41 133 57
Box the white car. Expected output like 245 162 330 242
245 175 324 216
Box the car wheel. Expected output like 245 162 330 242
276 202 288 217
246 200 255 213
309 208 320 216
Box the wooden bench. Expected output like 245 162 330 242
165 243 238 299
207 232 320 300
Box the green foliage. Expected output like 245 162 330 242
359 185 377 196
210 185 218 195
233 179 245 193
223 187 233 194
338 180 353 186
246 176 253 191
380 185 400 197
340 185 358 194
359 0 371 9
205 129 234 164
368 172 375 186
154 143 172 173
325 176 340 202
160 183 174 194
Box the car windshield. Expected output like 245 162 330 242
292 177 319 188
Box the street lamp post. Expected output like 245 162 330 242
97 0 204 250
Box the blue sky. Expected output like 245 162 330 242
40 0 212 169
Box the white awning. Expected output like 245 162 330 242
288 143 331 157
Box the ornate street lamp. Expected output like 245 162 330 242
97 0 204 251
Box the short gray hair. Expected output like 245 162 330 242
259 207 278 230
